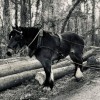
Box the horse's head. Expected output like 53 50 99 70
7 27 24 56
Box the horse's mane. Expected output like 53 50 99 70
19 27 39 31
18 26 52 35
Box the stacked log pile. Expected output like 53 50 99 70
0 47 99 91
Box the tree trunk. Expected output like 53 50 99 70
34 0 41 26
15 0 18 26
3 0 11 58
20 0 28 27
61 0 82 33
28 0 32 26
0 48 97 91
91 0 95 45
0 69 40 91
3 0 11 42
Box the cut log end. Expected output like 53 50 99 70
35 72 46 85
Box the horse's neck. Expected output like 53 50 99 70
23 29 39 48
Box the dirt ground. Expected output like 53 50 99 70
0 67 100 100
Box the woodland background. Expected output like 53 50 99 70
0 0 100 58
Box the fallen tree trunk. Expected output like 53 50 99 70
0 60 42 77
0 56 32 65
0 62 87 91
83 49 97 61
0 59 72 77
0 48 96 77
0 69 40 91
35 62 87 85
0 48 97 91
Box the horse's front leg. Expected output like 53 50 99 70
43 58 54 90
35 49 54 90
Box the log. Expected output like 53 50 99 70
0 48 96 77
0 58 72 77
83 49 97 61
35 62 87 85
0 56 33 65
0 59 71 91
0 69 40 91
0 59 42 77
87 56 100 67
0 62 88 91
0 48 97 91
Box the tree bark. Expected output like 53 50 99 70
34 0 41 26
91 0 95 45
20 0 28 26
29 0 32 26
0 69 40 91
3 0 11 42
15 0 18 26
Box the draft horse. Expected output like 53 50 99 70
6 26 84 90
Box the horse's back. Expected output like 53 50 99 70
61 32 84 46
60 32 84 56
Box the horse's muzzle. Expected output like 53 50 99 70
6 48 14 56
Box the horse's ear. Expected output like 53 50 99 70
15 24 18 29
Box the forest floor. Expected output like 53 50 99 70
0 65 100 100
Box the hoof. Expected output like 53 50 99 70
43 80 54 90
75 68 84 79
43 87 51 91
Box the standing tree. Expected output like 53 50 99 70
3 0 11 58
20 0 28 27
15 0 18 26
3 0 11 41
61 0 83 33
34 0 41 26
91 0 95 45
28 0 32 26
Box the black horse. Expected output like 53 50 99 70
7 26 84 90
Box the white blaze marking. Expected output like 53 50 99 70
75 68 83 79
50 69 54 81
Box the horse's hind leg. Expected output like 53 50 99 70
70 51 83 79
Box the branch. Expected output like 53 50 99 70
61 0 83 33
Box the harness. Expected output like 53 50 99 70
55 34 65 59
36 30 64 58
14 28 64 60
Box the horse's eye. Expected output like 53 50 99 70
11 36 12 39
9 35 12 40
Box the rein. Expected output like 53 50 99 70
27 28 43 47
